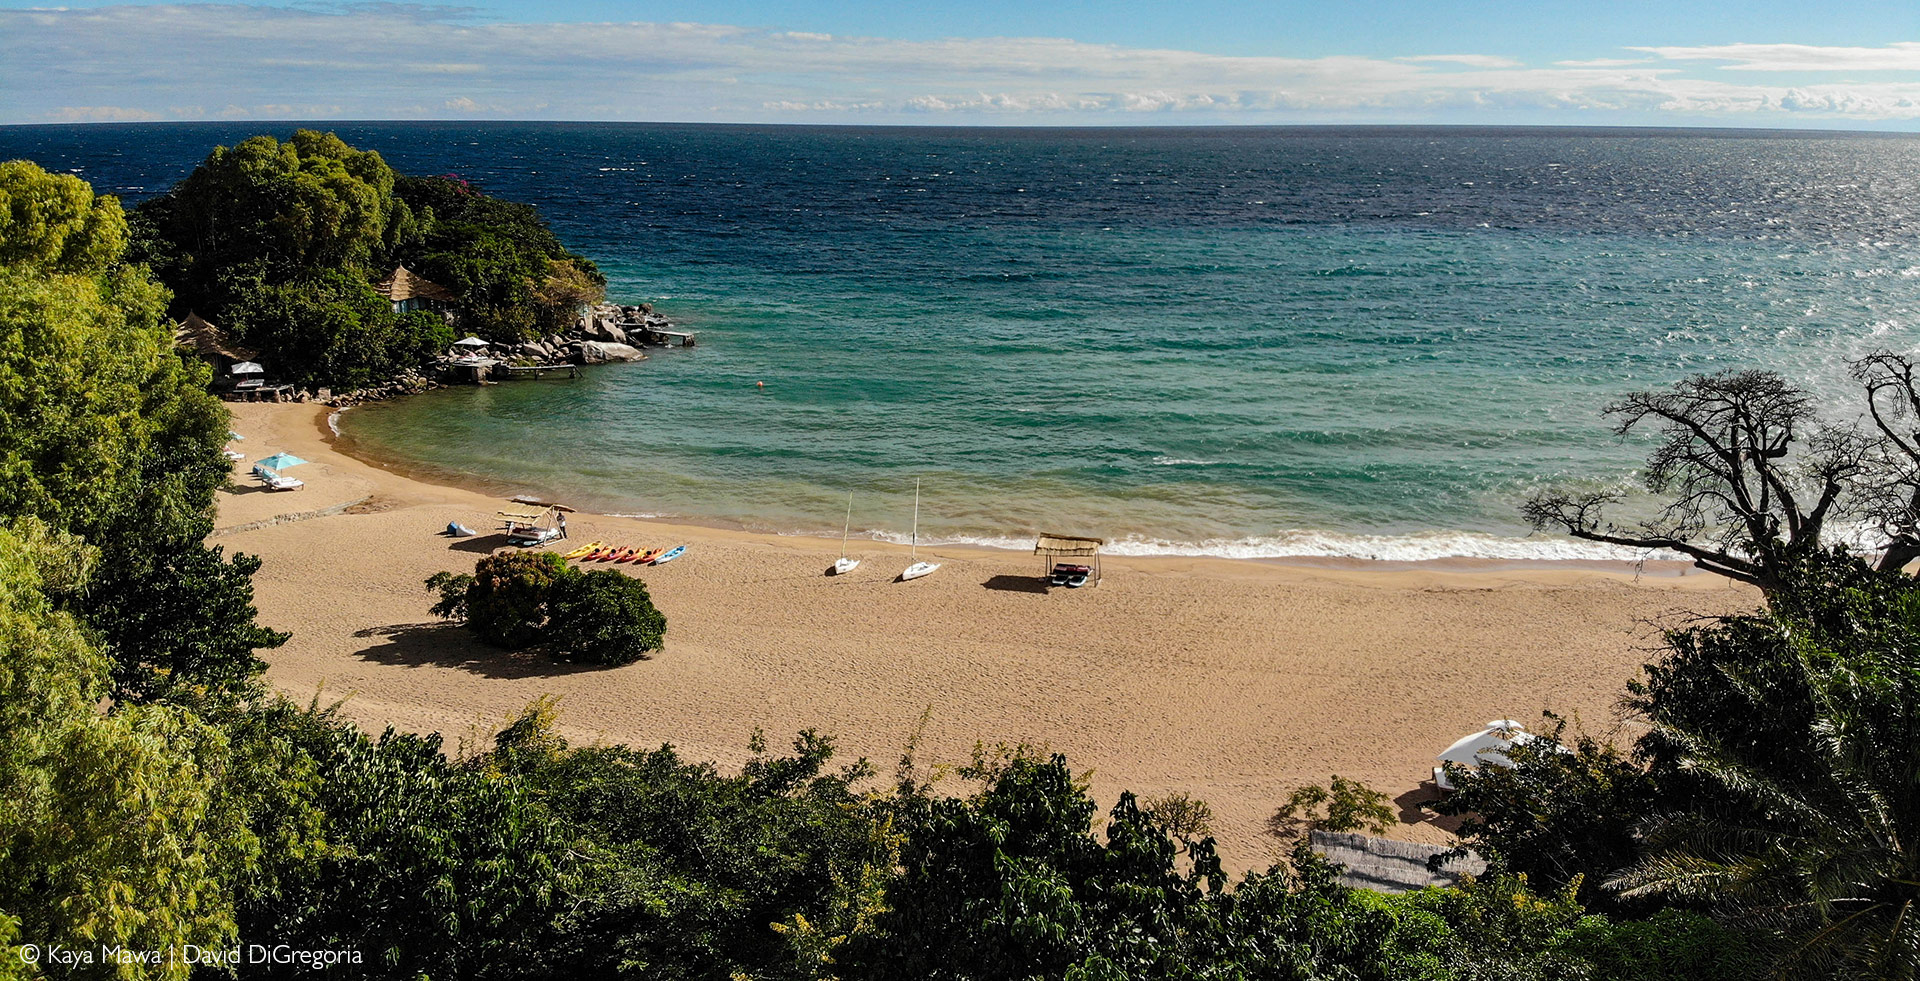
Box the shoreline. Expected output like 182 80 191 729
326 405 1699 579
222 400 1756 872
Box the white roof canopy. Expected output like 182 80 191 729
230 361 264 374
1436 720 1540 769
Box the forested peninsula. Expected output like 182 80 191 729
1 138 1915 980
132 129 609 394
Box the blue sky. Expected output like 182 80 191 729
3 1 1918 127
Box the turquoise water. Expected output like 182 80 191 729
10 123 1918 558
344 224 1920 559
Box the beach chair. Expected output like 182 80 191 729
261 472 304 491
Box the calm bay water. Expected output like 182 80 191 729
8 123 1920 558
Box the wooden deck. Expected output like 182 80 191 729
617 322 698 347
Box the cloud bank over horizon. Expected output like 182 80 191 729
3 4 1918 128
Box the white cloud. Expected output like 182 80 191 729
2 6 1918 125
48 105 163 122
1633 42 1920 72
1555 58 1651 68
1396 55 1523 69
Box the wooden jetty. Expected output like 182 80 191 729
498 363 579 379
617 321 697 347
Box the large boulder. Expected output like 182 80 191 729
518 342 551 360
572 341 645 364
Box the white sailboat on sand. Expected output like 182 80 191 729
899 479 940 581
833 493 860 576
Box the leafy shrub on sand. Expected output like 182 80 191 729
426 552 664 665
428 550 566 649
547 569 667 665
1270 775 1394 842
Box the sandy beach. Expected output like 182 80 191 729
217 400 1758 871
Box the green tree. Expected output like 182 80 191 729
0 160 282 706
495 721 890 981
1272 775 1395 843
132 130 401 317
227 703 564 981
547 569 667 665
224 268 451 390
0 159 126 273
428 550 568 649
0 521 252 978
1426 716 1661 912
429 554 667 664
392 174 604 342
1609 551 1920 980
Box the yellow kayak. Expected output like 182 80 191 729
561 540 603 560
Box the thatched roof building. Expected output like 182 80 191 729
375 265 458 313
174 312 255 362
1308 832 1486 893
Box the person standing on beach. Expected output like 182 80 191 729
558 512 569 539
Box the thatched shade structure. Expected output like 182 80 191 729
375 265 458 313
174 312 255 361
1035 533 1104 583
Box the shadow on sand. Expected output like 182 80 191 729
1393 785 1464 833
448 533 510 554
980 574 1050 595
352 621 608 679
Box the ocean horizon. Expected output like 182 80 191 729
9 122 1920 562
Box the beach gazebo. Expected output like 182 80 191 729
1035 533 1104 584
376 265 459 315
174 313 257 384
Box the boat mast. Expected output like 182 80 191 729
910 479 920 562
840 492 854 559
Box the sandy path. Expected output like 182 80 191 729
217 401 1755 871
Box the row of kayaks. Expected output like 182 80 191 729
561 541 686 566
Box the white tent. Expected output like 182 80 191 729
452 336 490 348
1436 720 1539 769
230 361 264 375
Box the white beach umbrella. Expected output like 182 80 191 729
1436 719 1537 769
230 361 264 375
452 336 490 348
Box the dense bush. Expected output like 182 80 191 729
391 174 604 341
0 159 283 706
428 551 664 664
225 268 453 390
129 131 603 388
547 568 667 664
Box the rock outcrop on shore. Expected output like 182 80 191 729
309 301 684 407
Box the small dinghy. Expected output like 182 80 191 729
831 492 860 576
651 544 687 565
897 480 940 582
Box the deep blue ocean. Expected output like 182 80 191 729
8 122 1920 559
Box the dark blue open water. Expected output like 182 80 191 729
8 123 1919 558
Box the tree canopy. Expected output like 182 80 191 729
129 131 605 389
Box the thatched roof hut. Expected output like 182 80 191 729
375 265 458 313
173 312 255 362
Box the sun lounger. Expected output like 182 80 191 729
251 466 303 491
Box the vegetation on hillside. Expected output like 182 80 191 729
1 158 1908 980
129 130 604 389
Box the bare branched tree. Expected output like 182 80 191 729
1523 370 1870 593
1849 351 1920 573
